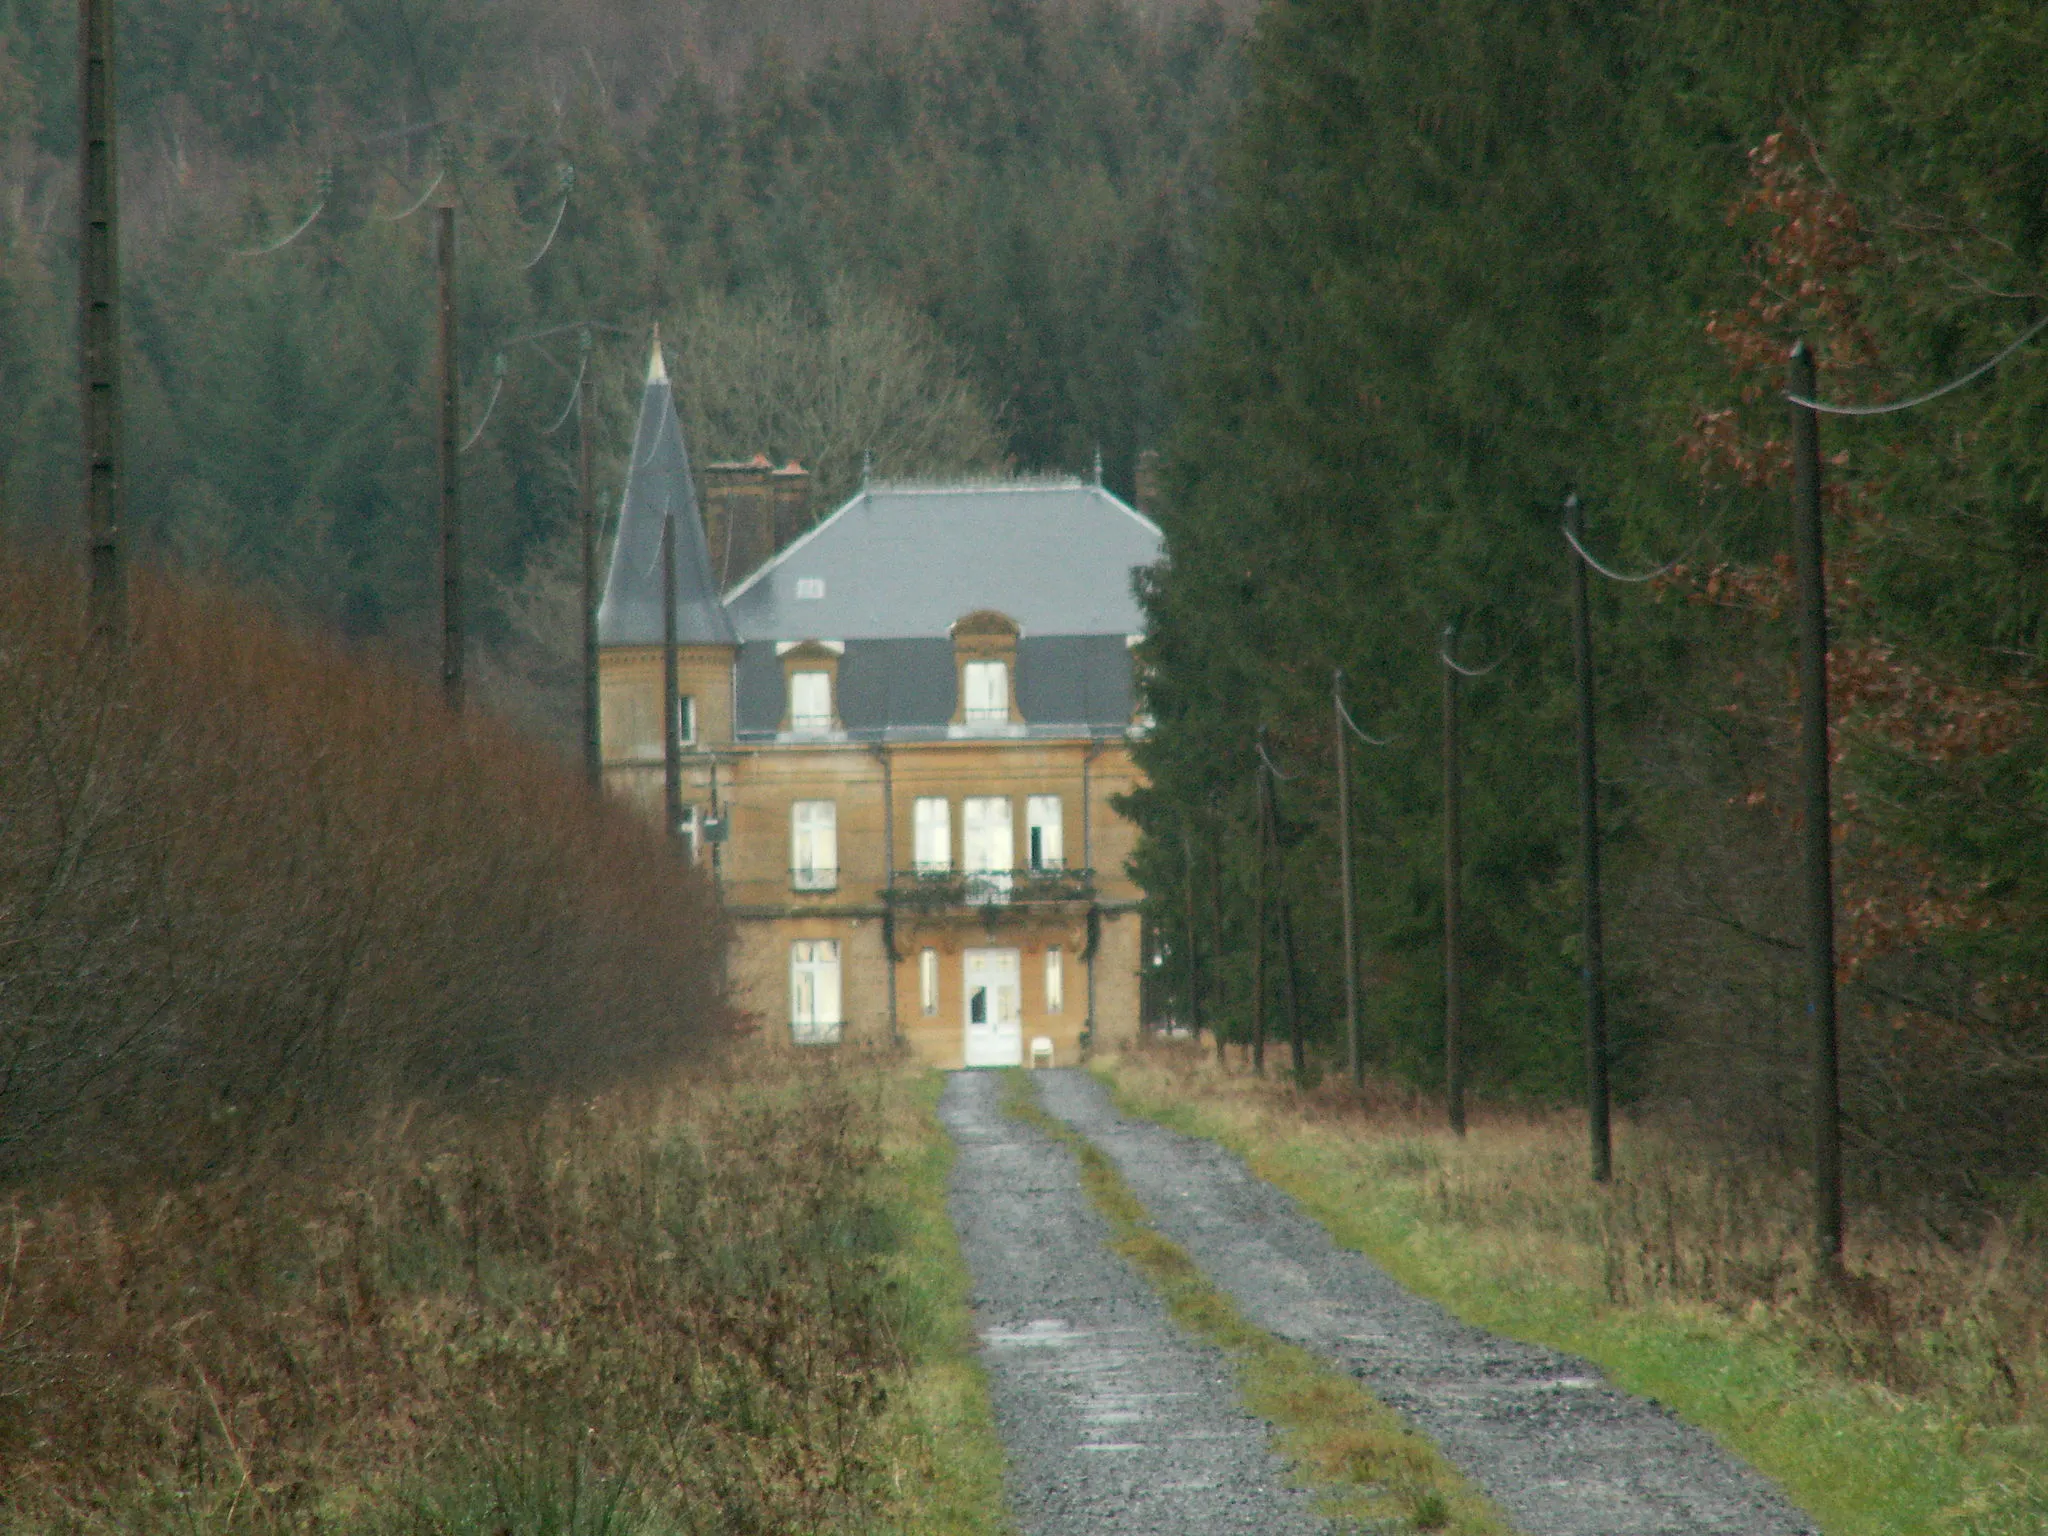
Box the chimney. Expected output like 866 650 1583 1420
699 454 775 588
770 460 812 548
1134 449 1163 516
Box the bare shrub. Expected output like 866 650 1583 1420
0 1056 909 1533
0 546 730 1180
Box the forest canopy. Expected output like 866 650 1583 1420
0 0 1247 671
1133 0 2048 1196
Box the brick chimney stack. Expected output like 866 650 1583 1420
701 456 813 589
1133 449 1163 516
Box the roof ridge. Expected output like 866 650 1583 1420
868 475 1088 493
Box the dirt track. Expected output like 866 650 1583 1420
940 1069 1326 1536
945 1068 1822 1536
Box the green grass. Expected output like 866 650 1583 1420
1003 1069 1516 1536
1096 1058 2048 1536
866 1068 1017 1536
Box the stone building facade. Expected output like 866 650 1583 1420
596 345 1158 1067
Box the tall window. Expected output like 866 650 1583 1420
676 694 696 746
963 660 1009 724
913 797 951 871
1026 795 1064 871
790 940 842 1044
1045 946 1064 1014
791 800 838 890
789 670 832 732
919 947 939 1015
962 796 1013 902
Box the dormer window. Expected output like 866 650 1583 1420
949 610 1021 733
776 640 844 734
790 670 832 732
963 661 1009 725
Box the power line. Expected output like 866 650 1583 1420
1255 740 1295 782
1786 310 2048 417
1336 694 1393 747
232 174 329 257
1438 632 1502 679
522 167 575 270
543 352 587 435
373 168 443 222
458 353 505 454
1562 522 1680 584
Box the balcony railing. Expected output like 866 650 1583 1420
882 866 1095 911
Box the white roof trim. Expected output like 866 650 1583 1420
722 487 866 604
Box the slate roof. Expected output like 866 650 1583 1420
595 344 736 648
722 480 1163 642
732 635 1137 740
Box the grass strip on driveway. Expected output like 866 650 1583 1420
1095 1052 2048 1536
868 1065 1018 1536
1003 1069 1517 1536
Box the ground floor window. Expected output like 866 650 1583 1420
920 947 939 1015
790 939 842 1045
1045 945 1064 1013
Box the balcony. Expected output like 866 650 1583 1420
882 866 1095 912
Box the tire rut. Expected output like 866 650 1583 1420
1032 1068 1821 1536
939 1070 1329 1536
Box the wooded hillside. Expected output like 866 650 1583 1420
0 0 1246 692
1133 0 2048 1201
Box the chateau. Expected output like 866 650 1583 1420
595 344 1159 1067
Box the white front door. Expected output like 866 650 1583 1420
962 947 1023 1067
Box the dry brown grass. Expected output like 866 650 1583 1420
0 1049 935 1535
0 547 728 1181
1107 1042 2048 1437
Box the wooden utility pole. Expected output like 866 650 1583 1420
435 203 462 710
1568 496 1614 1182
1182 826 1203 1046
578 335 600 790
1441 633 1467 1135
1335 668 1362 1090
661 503 683 847
1209 827 1227 1066
1250 738 1268 1075
79 0 125 637
1276 849 1306 1082
1789 339 1843 1278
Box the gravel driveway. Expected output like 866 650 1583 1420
1030 1068 1822 1536
940 1070 1329 1535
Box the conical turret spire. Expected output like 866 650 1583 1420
595 332 735 647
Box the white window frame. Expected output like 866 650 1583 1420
913 797 951 871
962 796 1013 903
920 947 939 1016
789 670 833 733
1026 795 1064 871
790 939 842 1045
963 660 1009 725
790 800 838 891
1045 946 1064 1014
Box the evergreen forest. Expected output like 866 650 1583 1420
1132 0 2048 1199
5 0 2048 1198
0 0 1248 715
